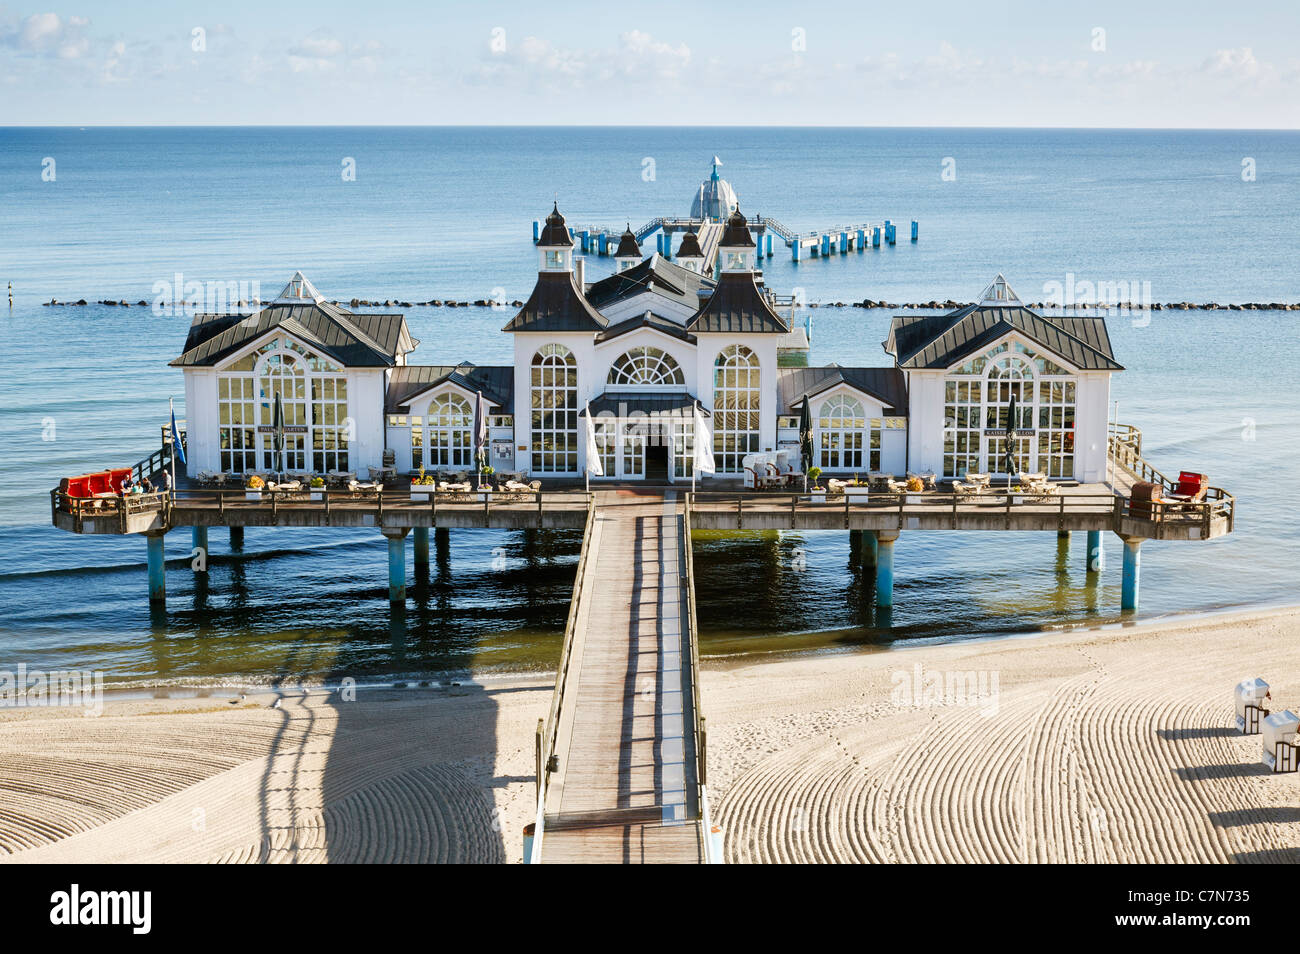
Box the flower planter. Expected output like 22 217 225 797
310 490 324 501
245 490 263 502
410 488 433 501
809 491 826 503
845 486 870 501
905 493 925 505
478 490 494 502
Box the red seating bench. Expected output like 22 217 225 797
1169 470 1209 503
60 468 133 498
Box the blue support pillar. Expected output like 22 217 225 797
1121 537 1143 611
663 232 672 260
911 220 919 242
856 228 865 251
1086 529 1104 573
413 526 429 567
840 231 848 254
192 526 208 572
147 533 166 604
532 220 540 242
792 240 800 262
875 532 898 607
766 233 773 257
872 227 881 248
384 529 409 603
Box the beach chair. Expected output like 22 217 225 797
886 478 908 494
1167 471 1209 508
826 478 848 495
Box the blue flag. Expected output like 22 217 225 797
170 404 186 466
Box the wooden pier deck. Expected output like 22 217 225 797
534 492 707 864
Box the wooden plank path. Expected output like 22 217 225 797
539 492 704 864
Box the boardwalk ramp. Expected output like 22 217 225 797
530 492 712 864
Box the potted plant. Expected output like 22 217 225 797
477 464 496 501
245 474 265 501
845 474 870 500
807 466 825 503
309 475 325 501
411 467 435 501
905 475 926 505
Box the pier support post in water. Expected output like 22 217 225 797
229 525 244 550
413 526 430 568
382 528 410 603
1086 529 1104 574
1120 536 1143 611
850 529 878 569
875 531 899 607
191 526 208 571
146 532 167 604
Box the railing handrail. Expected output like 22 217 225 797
681 499 708 848
529 494 598 863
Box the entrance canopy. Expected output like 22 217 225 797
580 391 709 419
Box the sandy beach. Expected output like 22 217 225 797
3 606 1299 864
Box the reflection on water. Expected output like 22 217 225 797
0 515 1288 687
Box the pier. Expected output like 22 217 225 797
51 422 1233 616
534 158 917 267
529 492 710 863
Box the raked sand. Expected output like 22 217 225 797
3 607 1299 864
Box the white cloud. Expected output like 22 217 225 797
1 12 92 58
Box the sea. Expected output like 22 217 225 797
0 126 1296 687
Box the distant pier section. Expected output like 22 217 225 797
532 157 918 269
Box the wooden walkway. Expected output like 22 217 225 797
540 492 704 863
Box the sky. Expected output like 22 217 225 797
0 0 1297 127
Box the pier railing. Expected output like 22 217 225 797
679 505 713 862
686 487 1234 539
50 485 594 533
530 495 597 864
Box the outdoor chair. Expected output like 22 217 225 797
1167 471 1209 507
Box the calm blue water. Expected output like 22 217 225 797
1 127 1297 685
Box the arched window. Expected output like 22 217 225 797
607 346 684 386
424 393 473 468
712 345 760 474
818 395 874 471
943 342 1075 479
217 341 349 474
531 344 578 473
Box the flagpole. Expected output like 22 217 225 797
169 397 176 499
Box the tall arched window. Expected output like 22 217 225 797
818 395 867 471
607 346 684 386
712 345 760 474
217 339 349 474
942 341 1074 478
531 344 578 473
425 393 473 468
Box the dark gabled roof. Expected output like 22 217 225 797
885 303 1123 371
778 366 909 416
614 226 641 258
686 271 790 334
502 271 608 333
719 208 755 248
595 312 697 345
385 363 513 414
537 202 573 247
171 300 407 368
584 254 714 313
676 230 704 258
580 391 707 419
